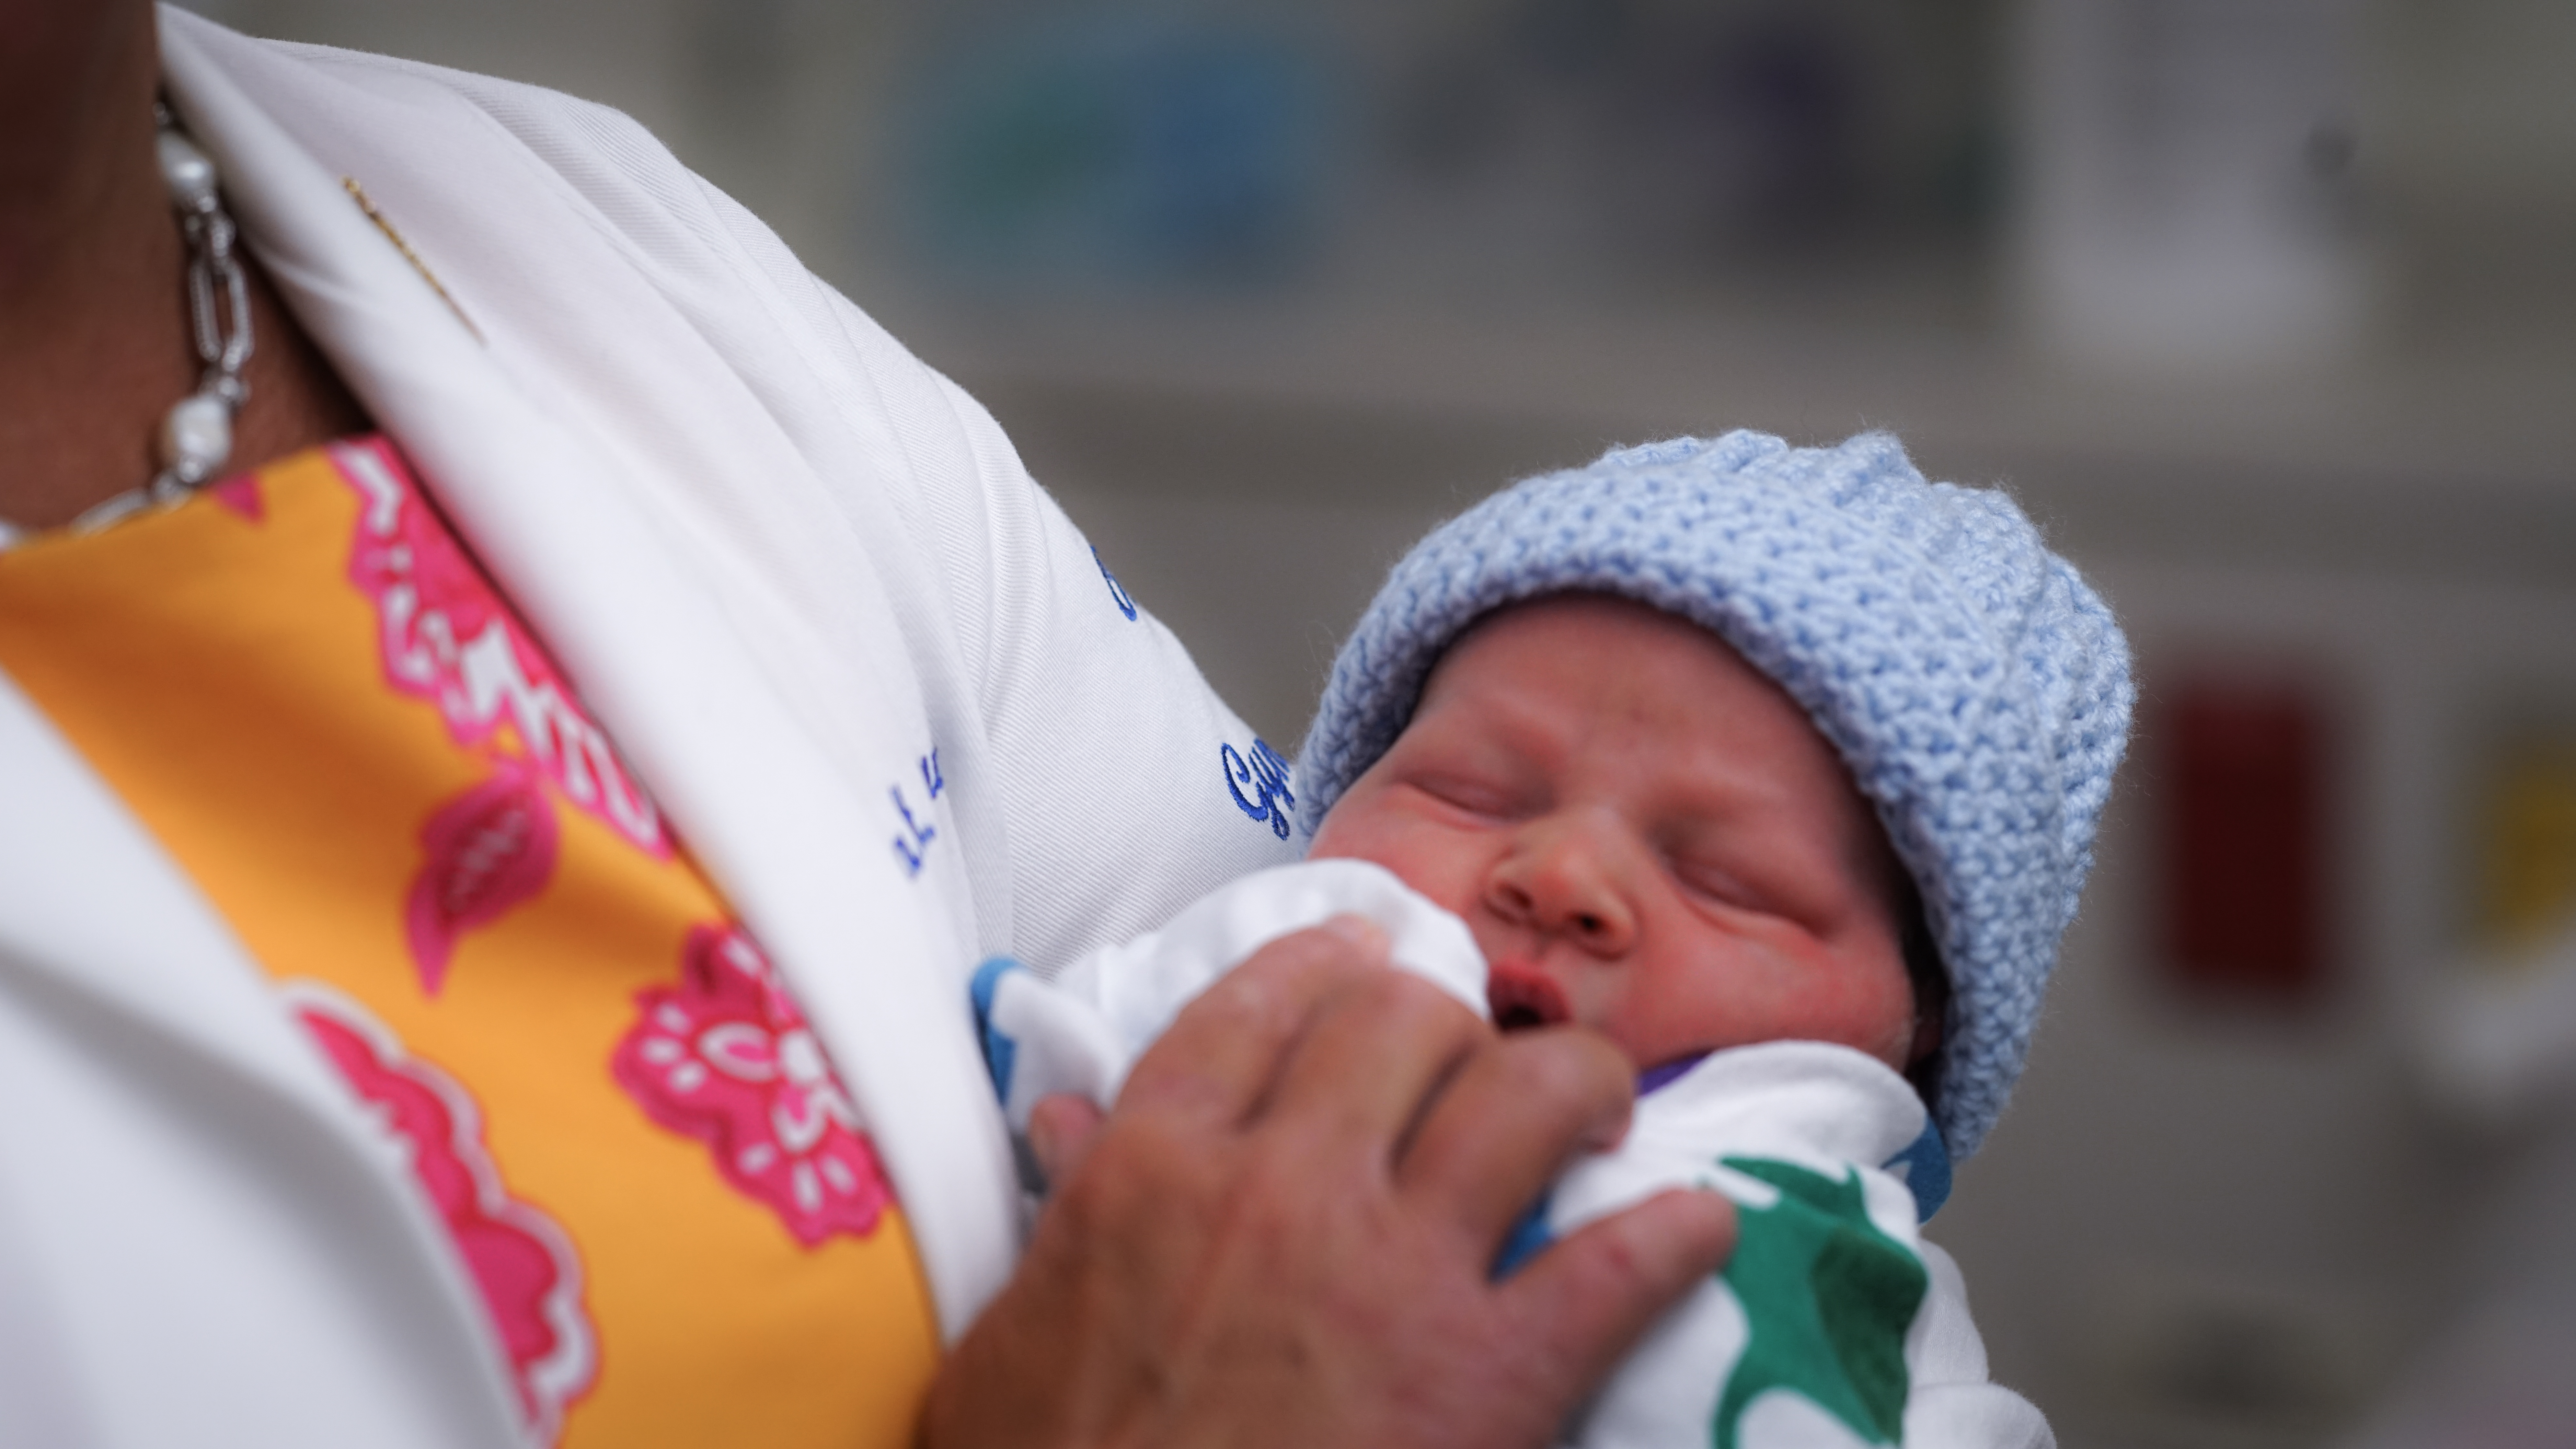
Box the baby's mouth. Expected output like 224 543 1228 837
1486 962 1571 1032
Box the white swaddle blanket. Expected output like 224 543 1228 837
971 859 2051 1449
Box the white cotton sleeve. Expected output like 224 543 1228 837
1900 1242 2055 1449
896 366 1315 972
285 41 1316 975
649 144 1320 975
628 147 1317 971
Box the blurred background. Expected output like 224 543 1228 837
184 1 2576 1443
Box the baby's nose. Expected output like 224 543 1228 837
1486 819 1637 953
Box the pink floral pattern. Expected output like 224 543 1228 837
287 984 595 1444
210 474 264 522
612 925 893 1245
332 436 664 857
406 763 560 996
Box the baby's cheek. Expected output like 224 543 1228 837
1323 847 1473 923
1823 969 1921 1071
1301 817 1383 875
1306 812 1457 909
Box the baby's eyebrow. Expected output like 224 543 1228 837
1402 706 1557 765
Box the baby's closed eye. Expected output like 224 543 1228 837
1398 770 1532 823
1669 854 1768 911
1664 841 1849 933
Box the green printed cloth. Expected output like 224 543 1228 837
1537 1043 2043 1449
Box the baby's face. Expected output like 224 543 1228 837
1308 593 1926 1075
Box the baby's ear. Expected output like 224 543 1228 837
1898 892 1949 1099
1903 1014 1946 1108
1908 1007 1943 1075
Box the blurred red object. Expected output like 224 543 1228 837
2160 676 2329 1003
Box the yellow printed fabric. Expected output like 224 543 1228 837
0 439 939 1447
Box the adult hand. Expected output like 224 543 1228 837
921 917 1737 1449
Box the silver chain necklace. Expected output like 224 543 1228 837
150 100 254 501
0 103 255 546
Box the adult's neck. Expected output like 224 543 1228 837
0 2 162 298
0 1 184 526
0 1 367 531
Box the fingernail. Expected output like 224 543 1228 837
1583 1111 1634 1153
1320 913 1388 955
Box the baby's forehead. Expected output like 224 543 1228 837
1407 591 1904 867
1414 595 1832 765
1422 593 1767 717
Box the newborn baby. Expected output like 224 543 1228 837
976 432 2132 1449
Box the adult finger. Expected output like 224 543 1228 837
1498 1187 1739 1407
1025 1091 1108 1186
1396 1024 1637 1246
1263 965 1492 1156
1115 915 1390 1128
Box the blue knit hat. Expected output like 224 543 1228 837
1295 431 2133 1160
